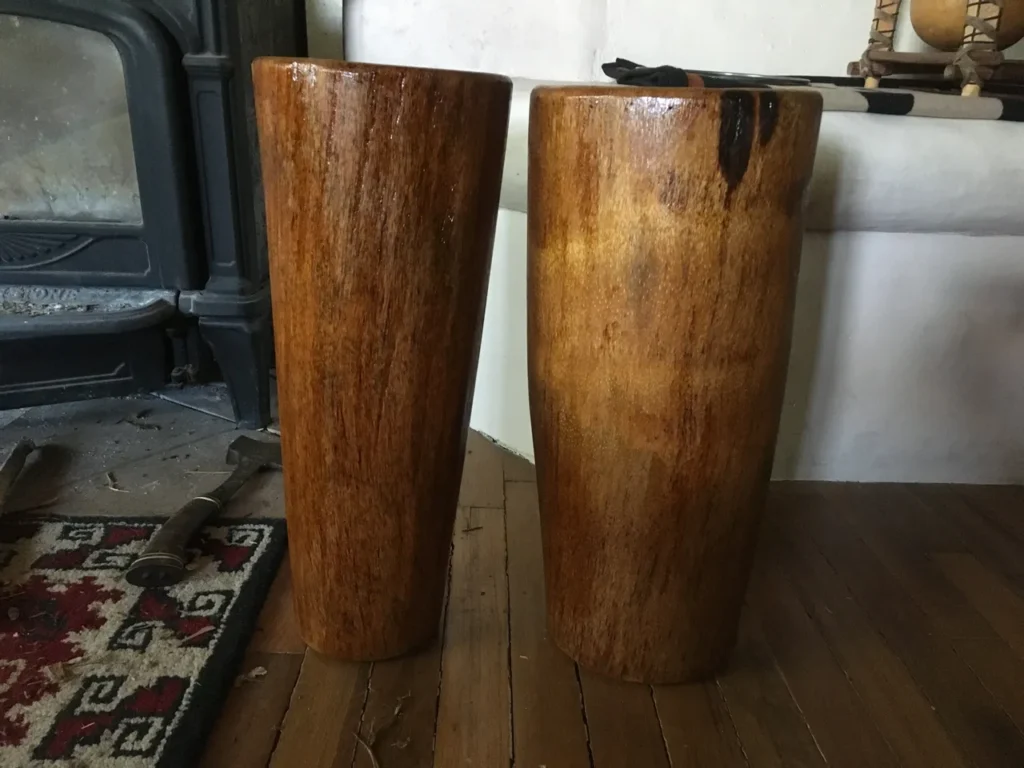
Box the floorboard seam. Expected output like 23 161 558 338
650 685 673 767
349 662 374 768
265 649 309 767
430 540 455 760
715 679 752 767
574 663 596 768
778 548 904 765
503 502 516 768
769 644 830 766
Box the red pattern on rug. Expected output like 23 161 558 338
0 516 286 767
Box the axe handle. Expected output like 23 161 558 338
125 458 259 587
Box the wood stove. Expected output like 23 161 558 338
0 0 306 427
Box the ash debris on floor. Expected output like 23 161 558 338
0 388 284 520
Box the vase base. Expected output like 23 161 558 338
550 626 735 685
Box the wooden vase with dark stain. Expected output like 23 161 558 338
252 58 511 660
528 87 822 684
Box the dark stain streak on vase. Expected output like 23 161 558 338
759 91 779 146
717 91 755 203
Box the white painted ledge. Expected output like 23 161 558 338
500 78 1024 236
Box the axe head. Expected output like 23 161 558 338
226 436 283 469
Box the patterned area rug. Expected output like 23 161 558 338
0 515 287 767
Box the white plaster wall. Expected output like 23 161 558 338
777 233 1024 483
317 0 1024 482
471 211 532 459
344 0 873 77
602 0 874 76
606 0 1024 77
341 0 1024 79
343 1 878 76
344 0 601 80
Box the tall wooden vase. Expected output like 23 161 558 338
528 87 822 683
253 59 511 659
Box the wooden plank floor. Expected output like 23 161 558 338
6 397 1022 765
203 438 1024 767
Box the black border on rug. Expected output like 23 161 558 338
158 516 288 768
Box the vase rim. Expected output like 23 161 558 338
532 84 823 109
253 57 512 87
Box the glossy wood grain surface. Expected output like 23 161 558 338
252 58 511 659
527 86 823 683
